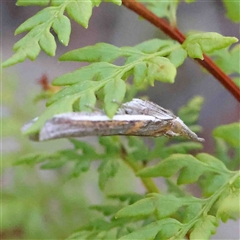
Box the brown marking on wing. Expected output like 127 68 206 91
125 121 145 134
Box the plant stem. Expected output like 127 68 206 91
120 146 160 193
122 0 240 102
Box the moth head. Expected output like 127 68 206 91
171 118 205 143
171 118 183 134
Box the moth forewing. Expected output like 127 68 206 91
33 114 170 141
118 98 175 119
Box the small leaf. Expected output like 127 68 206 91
88 218 111 230
13 34 41 57
127 137 150 161
79 91 97 111
47 80 100 106
15 152 50 165
204 174 229 197
70 160 91 178
217 190 240 222
213 122 240 147
104 78 126 117
138 154 205 185
59 149 82 160
39 30 56 56
177 165 203 185
215 138 232 166
145 2 178 25
160 142 203 158
70 139 97 156
15 7 55 34
183 203 202 223
146 57 176 85
66 0 93 28
178 96 204 125
133 62 147 86
119 219 181 240
168 47 187 67
16 0 50 6
25 41 42 60
13 30 34 51
223 0 240 22
52 15 71 46
3 6 65 67
155 194 184 219
135 39 173 54
98 158 120 190
165 179 186 198
107 193 143 204
190 215 219 239
182 32 238 59
156 221 181 239
59 43 122 62
196 153 229 173
2 52 25 68
99 136 121 154
124 54 143 65
116 194 188 219
210 45 240 75
2 41 41 67
115 197 156 218
53 62 117 86
40 158 66 169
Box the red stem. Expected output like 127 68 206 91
122 0 240 102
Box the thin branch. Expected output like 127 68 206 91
122 0 240 102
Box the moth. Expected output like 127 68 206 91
22 98 204 142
